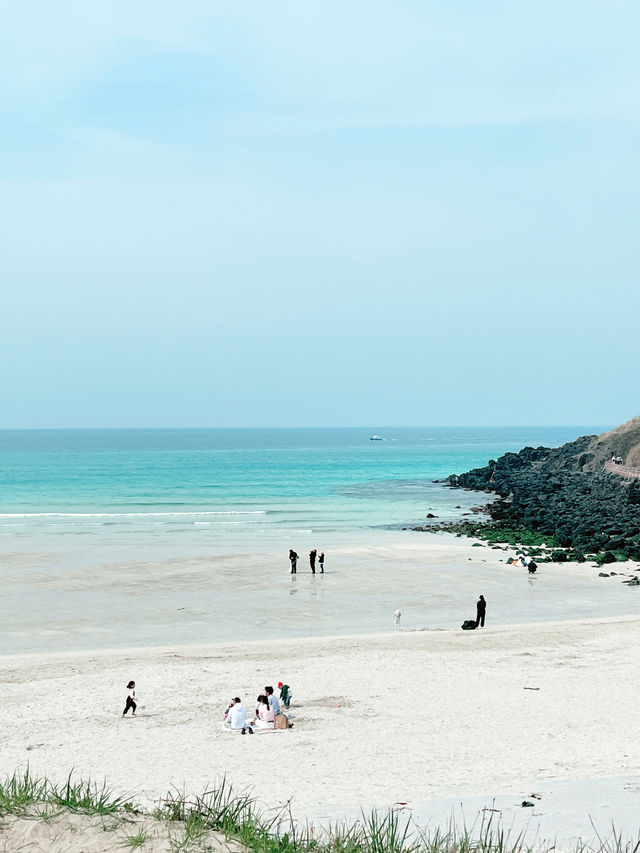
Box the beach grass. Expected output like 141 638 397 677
0 767 133 817
1 769 640 853
53 770 132 815
123 828 151 848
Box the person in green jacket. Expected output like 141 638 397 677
278 681 292 708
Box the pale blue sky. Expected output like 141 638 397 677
1 1 639 427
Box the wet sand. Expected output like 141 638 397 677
2 533 639 654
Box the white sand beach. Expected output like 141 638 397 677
2 592 640 849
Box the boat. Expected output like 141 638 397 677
369 435 383 441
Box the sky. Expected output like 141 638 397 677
1 0 639 428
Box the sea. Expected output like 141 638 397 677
1 426 620 655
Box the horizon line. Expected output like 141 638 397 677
0 424 611 431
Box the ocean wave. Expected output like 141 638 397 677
0 511 267 519
193 520 270 526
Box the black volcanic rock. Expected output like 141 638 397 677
445 417 640 562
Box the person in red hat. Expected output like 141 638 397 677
278 680 292 708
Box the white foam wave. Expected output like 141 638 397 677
193 520 270 526
0 511 267 519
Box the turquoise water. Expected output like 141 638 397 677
1 426 615 654
0 426 601 534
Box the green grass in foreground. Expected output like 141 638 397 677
1 769 640 853
0 768 132 817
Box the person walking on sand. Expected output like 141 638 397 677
319 551 325 573
122 681 137 718
394 609 401 629
289 550 298 574
476 595 486 628
309 548 317 573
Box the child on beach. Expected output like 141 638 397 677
319 552 325 572
122 681 137 717
278 681 292 708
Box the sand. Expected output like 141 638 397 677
0 811 245 852
2 612 640 850
3 533 640 655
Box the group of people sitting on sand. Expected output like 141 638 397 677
223 682 292 734
121 680 292 727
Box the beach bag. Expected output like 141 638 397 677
274 713 289 730
461 619 477 630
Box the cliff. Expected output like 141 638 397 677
448 417 640 561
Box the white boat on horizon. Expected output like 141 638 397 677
369 435 384 441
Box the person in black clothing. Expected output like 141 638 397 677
122 680 137 717
309 549 317 573
289 550 298 573
318 551 325 573
476 595 486 627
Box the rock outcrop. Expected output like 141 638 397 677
447 416 640 561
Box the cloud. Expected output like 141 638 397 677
1 0 639 136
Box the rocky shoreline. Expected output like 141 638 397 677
412 418 640 566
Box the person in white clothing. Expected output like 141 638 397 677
224 697 251 733
394 609 401 628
